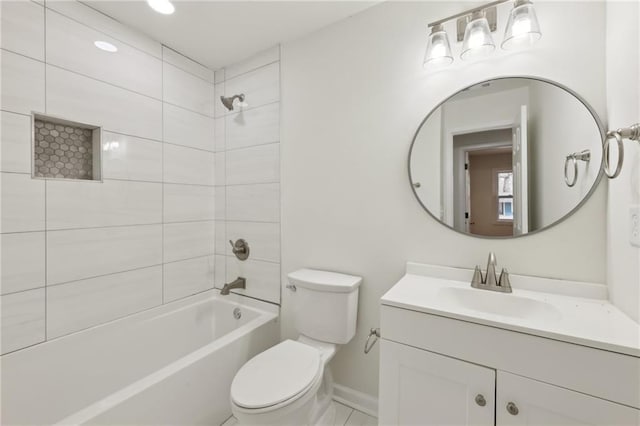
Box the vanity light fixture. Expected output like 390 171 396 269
94 40 118 53
423 0 541 69
502 0 542 50
147 0 175 15
460 10 496 61
423 24 453 69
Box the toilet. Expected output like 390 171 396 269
230 269 362 426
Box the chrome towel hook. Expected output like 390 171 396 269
364 328 380 354
564 149 591 187
603 123 640 179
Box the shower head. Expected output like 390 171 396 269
220 94 245 111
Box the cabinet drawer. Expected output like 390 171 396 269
381 305 640 408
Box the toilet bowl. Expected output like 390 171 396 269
229 269 362 426
231 338 336 425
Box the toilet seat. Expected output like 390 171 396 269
231 340 323 410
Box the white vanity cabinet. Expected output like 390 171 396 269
379 264 640 426
380 340 639 425
379 340 495 426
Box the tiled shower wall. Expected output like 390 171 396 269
0 1 216 354
213 47 282 305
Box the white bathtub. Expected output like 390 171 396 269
1 290 279 425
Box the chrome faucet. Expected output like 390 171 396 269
221 277 246 295
471 252 512 293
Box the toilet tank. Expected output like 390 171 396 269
287 269 362 344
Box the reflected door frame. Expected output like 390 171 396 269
456 141 512 233
446 121 513 233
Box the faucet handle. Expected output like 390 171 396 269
229 239 250 260
498 268 511 289
471 265 484 284
471 265 484 288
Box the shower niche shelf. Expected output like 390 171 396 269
32 113 102 181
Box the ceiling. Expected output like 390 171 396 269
86 1 378 70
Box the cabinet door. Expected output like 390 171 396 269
497 371 640 425
379 340 495 426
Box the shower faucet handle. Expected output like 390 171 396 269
229 239 250 261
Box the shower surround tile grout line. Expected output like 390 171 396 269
44 3 48 342
161 46 165 306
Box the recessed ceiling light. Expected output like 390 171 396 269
94 40 118 53
147 0 175 15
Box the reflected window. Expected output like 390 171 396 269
497 171 513 221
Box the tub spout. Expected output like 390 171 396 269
221 277 246 295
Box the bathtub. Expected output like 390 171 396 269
1 290 279 425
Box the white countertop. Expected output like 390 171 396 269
381 264 640 357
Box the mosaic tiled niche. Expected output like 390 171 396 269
33 115 101 180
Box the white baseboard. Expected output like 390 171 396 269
333 383 378 418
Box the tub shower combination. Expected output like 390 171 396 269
1 291 279 425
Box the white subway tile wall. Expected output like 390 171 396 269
214 47 282 305
0 0 45 61
163 256 215 302
1 111 33 173
0 1 217 354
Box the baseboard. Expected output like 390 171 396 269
333 383 378 418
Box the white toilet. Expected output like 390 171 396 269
230 269 362 426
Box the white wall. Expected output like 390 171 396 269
0 1 216 354
212 47 282 305
281 1 608 398
606 0 640 322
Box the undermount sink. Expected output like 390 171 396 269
436 286 562 322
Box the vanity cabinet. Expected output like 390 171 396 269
380 340 640 426
379 340 495 425
379 264 640 426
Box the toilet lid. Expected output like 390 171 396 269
231 340 322 409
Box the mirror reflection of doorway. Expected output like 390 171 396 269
452 129 514 237
468 150 513 236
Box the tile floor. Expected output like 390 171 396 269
221 401 377 426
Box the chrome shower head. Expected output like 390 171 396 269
220 94 245 111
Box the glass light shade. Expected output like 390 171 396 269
423 26 453 69
502 0 541 50
460 13 495 61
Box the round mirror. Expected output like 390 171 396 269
409 77 604 238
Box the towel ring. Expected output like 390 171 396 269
564 156 578 187
603 131 624 179
563 149 590 187
602 123 639 179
